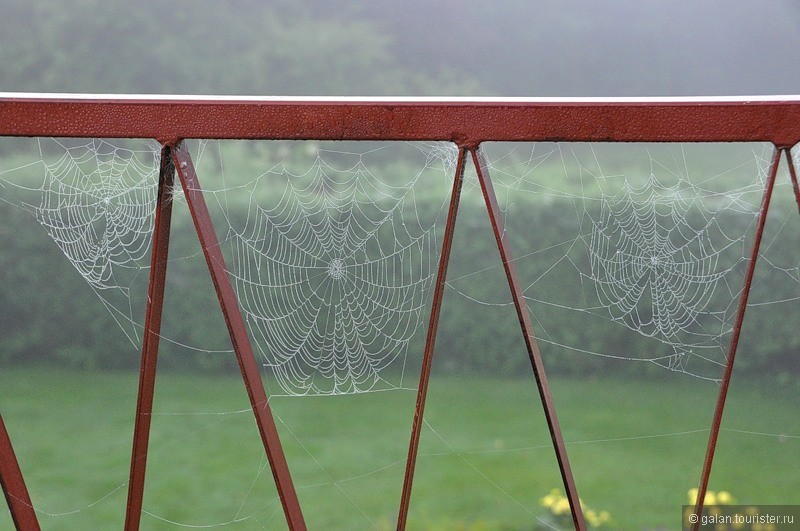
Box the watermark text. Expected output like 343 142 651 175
683 505 800 530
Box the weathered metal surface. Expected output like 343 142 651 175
0 413 41 531
172 143 306 530
473 148 586 530
397 147 467 530
125 146 175 531
0 95 799 147
691 147 782 530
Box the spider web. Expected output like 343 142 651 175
0 138 160 345
32 139 159 290
447 142 791 381
587 172 742 372
213 143 452 395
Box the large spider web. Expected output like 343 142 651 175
449 142 794 381
215 144 451 395
587 172 741 370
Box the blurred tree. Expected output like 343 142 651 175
0 0 481 95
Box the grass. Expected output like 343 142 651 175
0 369 797 530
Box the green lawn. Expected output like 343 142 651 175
0 369 797 530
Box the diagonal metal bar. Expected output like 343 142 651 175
124 145 176 530
172 142 306 531
472 147 586 530
397 147 467 530
785 148 800 217
0 414 40 531
691 147 782 529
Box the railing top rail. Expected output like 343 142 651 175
1 93 799 147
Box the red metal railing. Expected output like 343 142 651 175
0 94 798 530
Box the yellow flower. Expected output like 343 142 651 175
552 497 571 516
716 491 733 504
541 489 610 527
688 488 727 505
540 488 561 509
584 508 611 528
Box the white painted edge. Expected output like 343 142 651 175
0 93 799 103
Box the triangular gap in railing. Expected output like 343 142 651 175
472 146 585 530
397 145 586 530
123 142 307 531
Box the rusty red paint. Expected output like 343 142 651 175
0 95 799 146
125 146 175 531
691 148 782 530
397 147 467 530
0 414 41 531
172 143 306 530
473 148 586 530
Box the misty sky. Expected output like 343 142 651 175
372 0 800 96
1 0 798 96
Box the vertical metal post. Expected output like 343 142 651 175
397 147 467 530
125 145 175 530
172 142 306 530
691 147 782 529
472 147 586 530
0 414 40 531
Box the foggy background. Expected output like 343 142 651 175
1 0 799 375
1 0 798 96
1 3 799 528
